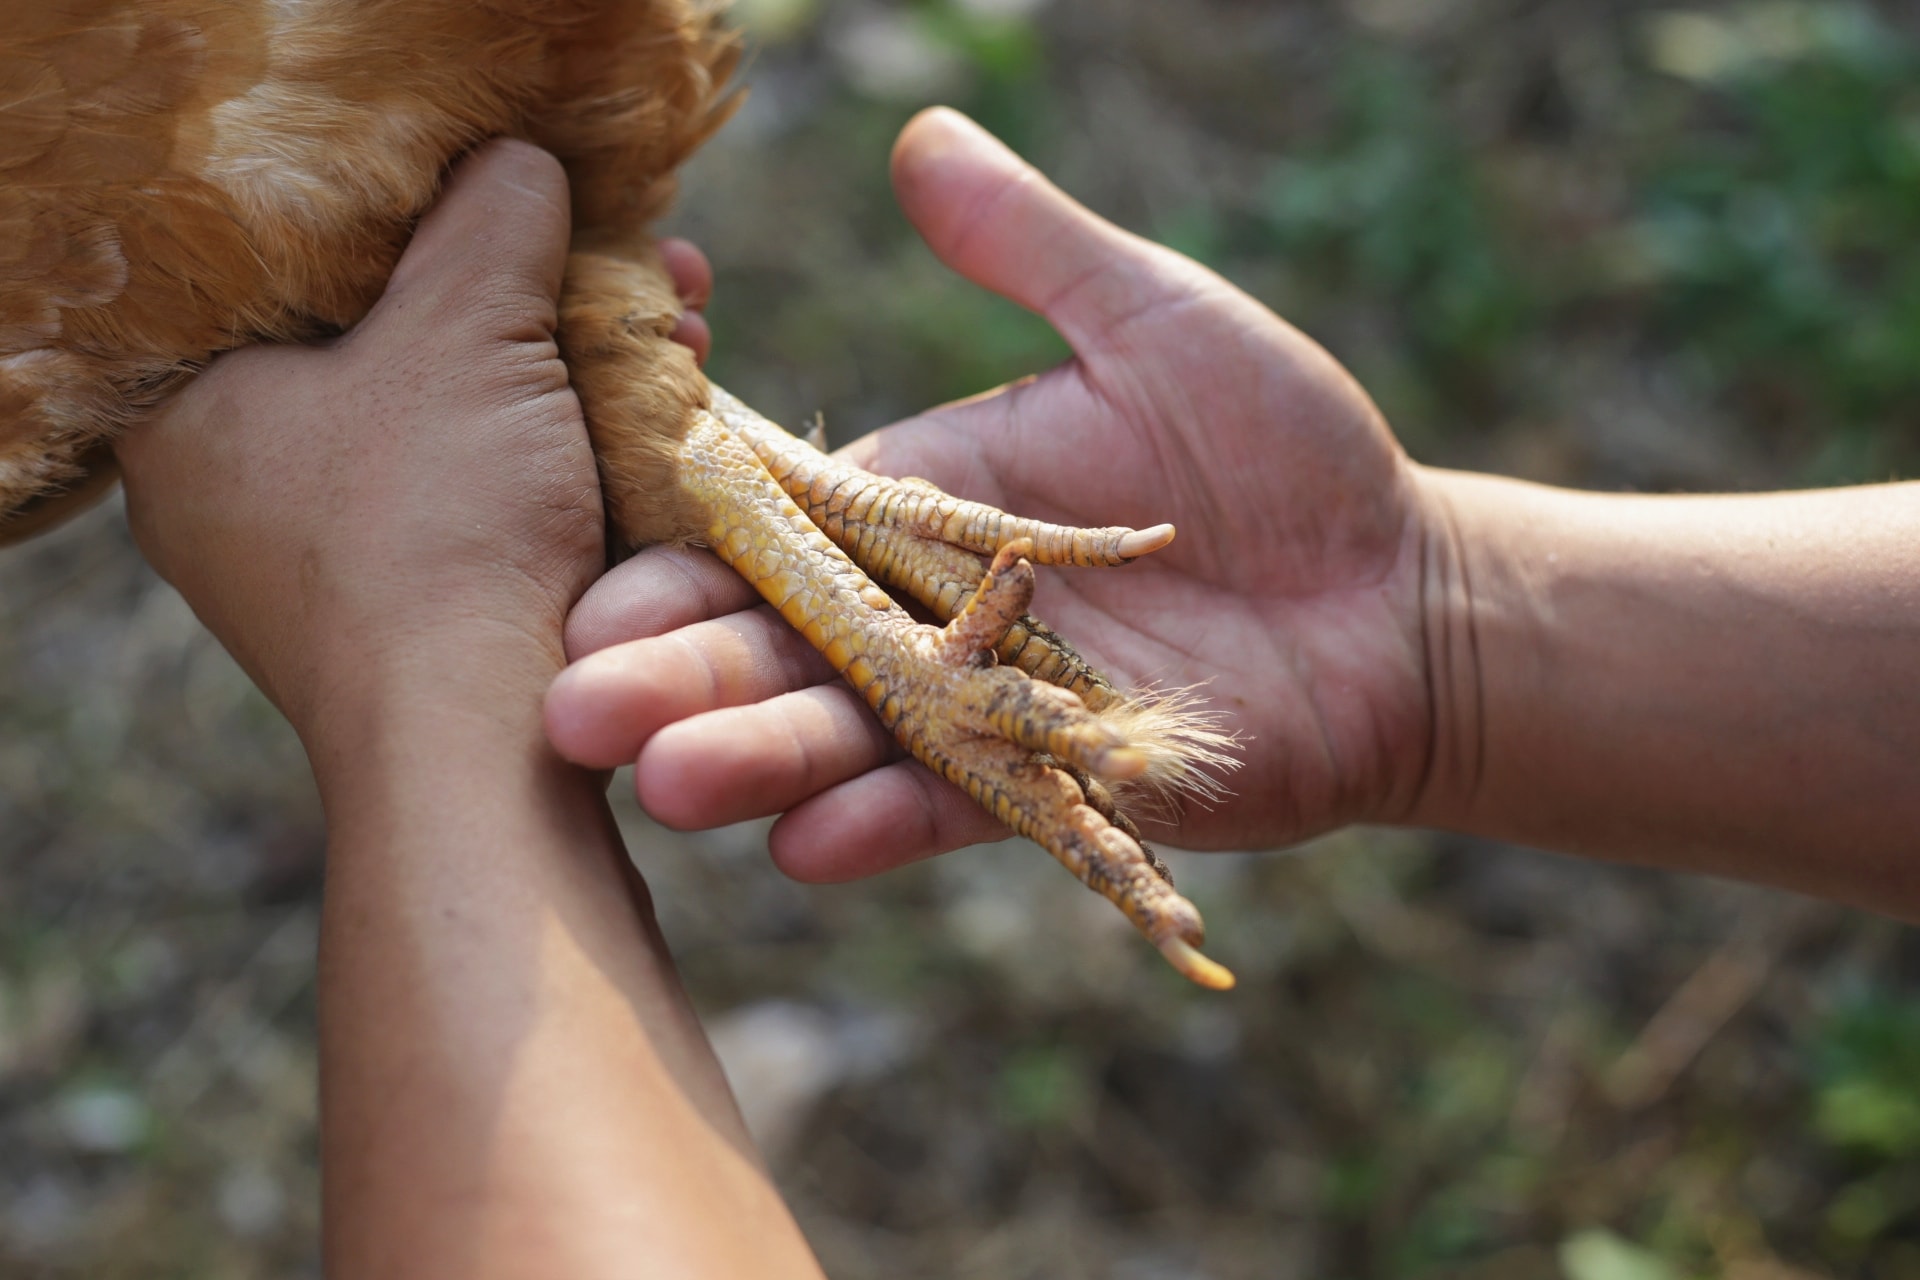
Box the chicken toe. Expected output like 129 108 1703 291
705 389 1238 805
674 404 1236 989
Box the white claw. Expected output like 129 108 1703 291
1116 523 1176 558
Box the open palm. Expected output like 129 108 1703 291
545 109 1440 881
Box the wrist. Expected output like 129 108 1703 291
298 616 571 807
1402 465 1526 835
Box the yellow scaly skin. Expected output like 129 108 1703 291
711 389 1165 712
677 401 1235 991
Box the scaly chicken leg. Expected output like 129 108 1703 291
562 246 1237 988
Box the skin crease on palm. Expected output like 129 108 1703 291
544 107 1439 881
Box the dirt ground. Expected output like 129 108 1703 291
4 2 1918 1276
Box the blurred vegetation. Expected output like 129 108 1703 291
4 1 1919 1278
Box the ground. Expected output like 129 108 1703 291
3 1 1919 1276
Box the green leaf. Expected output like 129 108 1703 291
1558 1229 1679 1280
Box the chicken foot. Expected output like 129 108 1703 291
558 246 1233 985
674 403 1236 989
708 388 1238 805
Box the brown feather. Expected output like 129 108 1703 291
0 0 736 546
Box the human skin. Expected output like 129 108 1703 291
545 107 1920 920
117 140 825 1279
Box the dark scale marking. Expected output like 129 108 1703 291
820 474 850 512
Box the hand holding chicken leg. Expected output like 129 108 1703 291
547 109 1435 892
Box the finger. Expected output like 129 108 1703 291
634 684 897 829
545 608 834 769
890 108 1174 353
377 138 572 337
767 761 1010 883
564 544 757 659
669 308 711 365
657 237 713 308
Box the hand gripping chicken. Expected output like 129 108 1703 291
0 0 1238 986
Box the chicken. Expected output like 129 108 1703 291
0 0 1237 987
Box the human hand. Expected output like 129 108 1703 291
546 109 1442 878
118 139 714 766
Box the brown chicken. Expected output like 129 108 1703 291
0 0 1237 987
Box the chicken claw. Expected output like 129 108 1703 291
708 390 1238 799
676 401 1236 989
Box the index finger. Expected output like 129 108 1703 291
565 543 758 660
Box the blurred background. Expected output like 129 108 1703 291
4 0 1920 1275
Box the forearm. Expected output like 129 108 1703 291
310 657 822 1279
1416 469 1920 913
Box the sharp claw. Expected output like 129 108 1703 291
1116 523 1176 558
691 388 1237 989
1089 745 1149 780
1157 937 1238 990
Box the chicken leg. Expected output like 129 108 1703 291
563 247 1238 989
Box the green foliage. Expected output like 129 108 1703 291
914 0 1044 85
1413 1037 1515 1138
1804 990 1920 1253
994 1041 1089 1132
1632 4 1920 471
1826 1168 1920 1246
1558 1229 1680 1280
1320 1149 1384 1219
1234 6 1920 475
1808 993 1920 1159
1256 54 1541 388
1393 1183 1492 1272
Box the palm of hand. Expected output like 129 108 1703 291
847 254 1431 849
548 110 1438 878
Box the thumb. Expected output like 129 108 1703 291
890 108 1171 353
375 138 572 340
